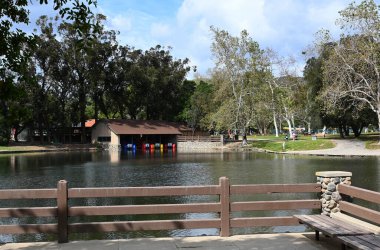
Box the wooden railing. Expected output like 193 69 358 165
337 184 380 225
177 135 222 142
0 177 321 243
229 184 321 230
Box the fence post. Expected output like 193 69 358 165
57 180 68 243
316 171 352 216
219 177 230 237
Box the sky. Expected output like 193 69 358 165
23 0 380 78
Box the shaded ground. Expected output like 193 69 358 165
0 233 340 250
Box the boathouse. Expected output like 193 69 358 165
91 119 189 150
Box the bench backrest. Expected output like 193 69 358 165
337 184 380 227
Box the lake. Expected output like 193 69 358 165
0 150 379 242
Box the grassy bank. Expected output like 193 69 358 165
249 136 335 152
0 144 98 153
0 146 35 151
365 140 380 149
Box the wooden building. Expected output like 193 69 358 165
91 119 190 149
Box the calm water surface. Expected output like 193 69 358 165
0 150 379 242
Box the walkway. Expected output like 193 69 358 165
0 233 340 250
287 139 380 157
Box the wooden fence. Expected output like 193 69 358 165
177 135 222 143
0 177 322 243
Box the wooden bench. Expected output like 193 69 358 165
294 214 374 240
294 214 380 249
295 183 380 249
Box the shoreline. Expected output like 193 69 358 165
1 139 380 157
0 144 99 154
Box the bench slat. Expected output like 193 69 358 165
338 235 380 250
315 215 373 235
295 215 345 236
294 215 373 236
313 215 357 234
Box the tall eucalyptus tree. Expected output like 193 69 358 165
320 0 380 140
210 27 265 135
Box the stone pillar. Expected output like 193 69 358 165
316 171 352 216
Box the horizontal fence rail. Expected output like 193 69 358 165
231 184 321 194
0 189 57 199
69 203 221 216
177 135 221 142
1 178 378 244
338 184 380 204
68 185 221 198
230 183 321 229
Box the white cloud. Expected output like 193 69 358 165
177 0 275 39
110 15 132 32
150 23 171 38
96 0 369 78
172 0 357 77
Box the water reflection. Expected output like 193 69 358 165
0 151 379 242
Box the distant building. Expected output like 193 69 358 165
85 119 96 128
91 119 190 150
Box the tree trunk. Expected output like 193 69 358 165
338 125 345 138
291 115 295 130
79 81 86 144
273 112 279 137
0 100 10 145
93 94 99 120
351 123 362 138
286 119 292 137
39 125 44 144
377 111 380 143
343 126 349 137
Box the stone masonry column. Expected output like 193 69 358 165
316 171 352 216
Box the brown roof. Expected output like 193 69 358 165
85 119 96 128
98 119 188 135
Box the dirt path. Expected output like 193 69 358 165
287 139 380 156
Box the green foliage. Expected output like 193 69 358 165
308 0 380 138
180 80 215 132
0 0 99 144
1 8 194 144
210 27 266 133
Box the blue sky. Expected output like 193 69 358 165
24 0 380 78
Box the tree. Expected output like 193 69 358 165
210 27 265 135
86 16 117 120
0 0 99 144
101 45 141 119
138 46 192 120
101 45 193 121
180 80 214 134
263 52 304 136
320 0 380 140
303 56 324 131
